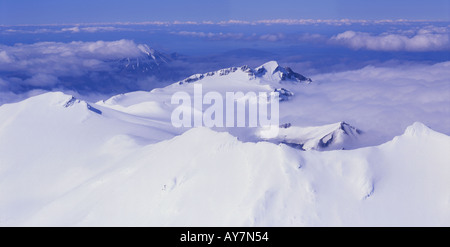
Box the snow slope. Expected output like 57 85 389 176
0 61 449 226
260 121 362 151
0 92 180 225
1 117 449 226
97 61 363 150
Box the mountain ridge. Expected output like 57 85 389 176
177 61 312 85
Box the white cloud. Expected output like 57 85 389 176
212 19 431 26
173 30 325 43
0 50 13 63
215 19 434 26
61 26 80 33
174 30 322 43
174 31 245 40
1 19 437 33
331 27 450 51
1 25 122 34
0 40 145 89
80 26 120 33
0 39 142 69
259 33 285 42
175 31 209 37
61 26 121 33
0 77 8 88
217 20 252 25
291 61 450 142
23 73 60 87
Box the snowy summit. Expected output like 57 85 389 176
0 60 449 227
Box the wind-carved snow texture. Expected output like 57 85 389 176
63 96 102 115
0 61 449 226
264 121 362 151
63 96 79 108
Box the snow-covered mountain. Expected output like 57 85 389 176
116 44 174 75
0 61 449 226
98 61 358 150
254 61 312 83
261 121 362 150
178 61 312 85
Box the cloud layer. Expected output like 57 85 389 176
1 19 436 27
1 21 449 107
289 61 450 143
0 40 178 99
0 39 143 74
331 26 450 51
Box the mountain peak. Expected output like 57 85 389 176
259 121 362 151
137 44 152 56
177 61 312 85
116 44 172 76
255 61 312 83
26 92 103 115
404 122 431 137
258 61 280 75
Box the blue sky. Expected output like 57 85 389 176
1 0 449 25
